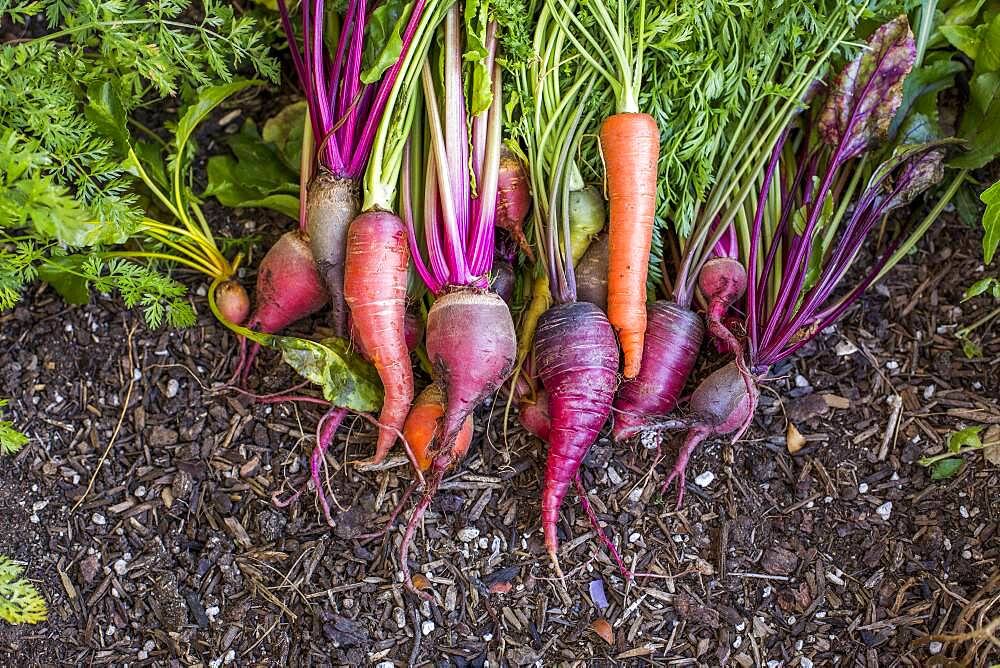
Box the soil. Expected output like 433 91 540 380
1 128 999 668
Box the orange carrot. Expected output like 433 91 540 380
398 383 473 599
403 384 473 471
601 112 660 378
343 210 414 464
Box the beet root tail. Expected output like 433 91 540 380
574 473 631 580
660 425 711 509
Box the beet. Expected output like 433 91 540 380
425 288 516 447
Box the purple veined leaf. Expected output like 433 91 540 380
882 148 945 214
818 15 916 162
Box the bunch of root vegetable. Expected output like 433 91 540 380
205 2 964 600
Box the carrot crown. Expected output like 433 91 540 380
549 0 647 115
403 6 502 294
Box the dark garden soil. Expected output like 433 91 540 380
1 164 998 665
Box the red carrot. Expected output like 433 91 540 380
612 302 703 442
344 210 414 465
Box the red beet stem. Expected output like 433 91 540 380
612 301 703 442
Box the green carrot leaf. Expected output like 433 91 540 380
0 555 47 624
0 400 28 456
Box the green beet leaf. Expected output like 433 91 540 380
274 336 383 412
981 179 1000 264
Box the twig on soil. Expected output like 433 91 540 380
72 320 138 513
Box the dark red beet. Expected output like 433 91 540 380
489 258 516 305
661 361 759 507
518 387 551 441
535 301 619 570
612 301 703 442
238 229 329 382
425 288 516 448
699 257 754 399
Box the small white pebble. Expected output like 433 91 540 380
376 662 395 668
790 617 797 627
923 384 936 399
64 323 74 333
735 621 746 632
800 658 814 668
628 532 641 544
456 527 480 542
815 611 826 619
223 650 236 665
628 487 643 504
134 485 147 498
885 360 899 370
733 636 742 649
477 537 489 550
113 559 128 576
823 496 833 504
928 641 943 655
32 500 48 512
794 374 809 387
639 430 658 450
875 501 893 521
166 378 180 399
858 482 869 494
30 514 40 524
962 550 972 559
482 633 494 642
695 471 715 487
143 641 155 652
107 624 116 636
196 285 208 297
944 537 952 550
762 585 772 597
421 620 435 635
205 606 220 621
959 505 969 519
92 512 107 526
835 340 858 356
607 467 623 485
132 368 142 381
767 661 781 668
